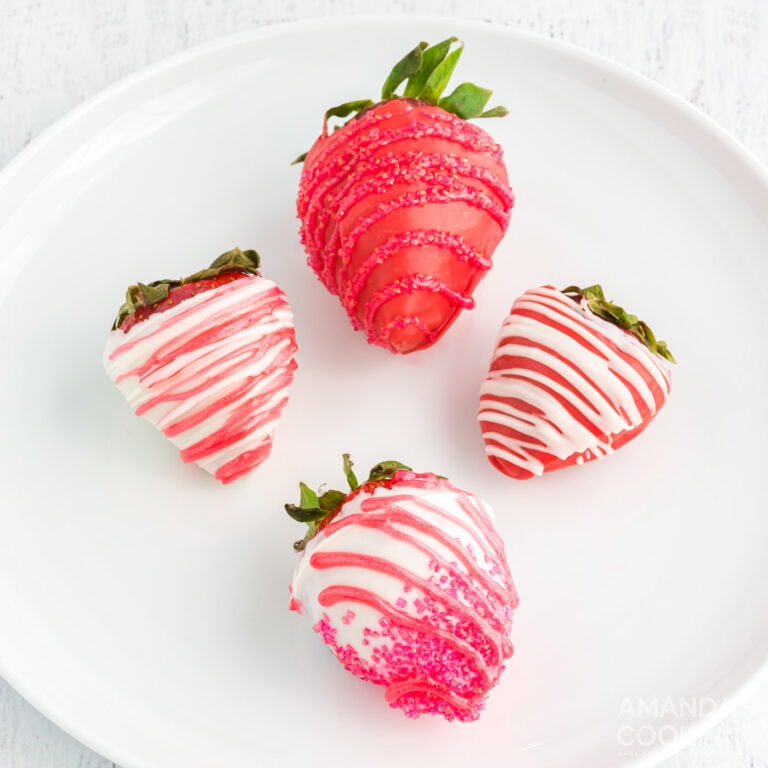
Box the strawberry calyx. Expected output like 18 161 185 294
380 37 507 118
286 454 412 551
292 37 507 164
562 284 676 363
112 247 261 331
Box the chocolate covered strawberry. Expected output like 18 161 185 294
296 37 514 354
287 455 518 722
478 284 675 479
103 248 298 484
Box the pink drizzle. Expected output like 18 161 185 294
341 229 490 326
290 470 518 722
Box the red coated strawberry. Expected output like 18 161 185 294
103 247 298 484
287 455 518 722
478 285 675 479
296 38 514 354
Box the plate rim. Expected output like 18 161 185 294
2 14 768 189
1 13 768 768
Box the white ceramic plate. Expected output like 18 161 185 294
2 16 768 768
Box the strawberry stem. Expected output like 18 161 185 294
287 455 412 551
342 453 359 490
562 284 676 363
112 247 261 330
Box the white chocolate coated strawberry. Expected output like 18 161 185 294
104 275 297 483
289 469 518 722
478 285 672 479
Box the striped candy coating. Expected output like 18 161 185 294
478 285 672 479
104 275 298 484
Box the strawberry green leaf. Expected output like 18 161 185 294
479 105 510 118
382 41 429 99
208 247 261 272
343 453 359 490
319 489 347 511
438 82 491 119
367 460 412 482
136 282 169 305
285 504 326 523
112 282 169 330
298 481 319 510
112 247 260 330
287 455 413 552
419 44 463 104
562 284 677 363
439 82 508 119
402 37 458 98
324 99 375 124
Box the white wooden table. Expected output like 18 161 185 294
2 1 768 766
